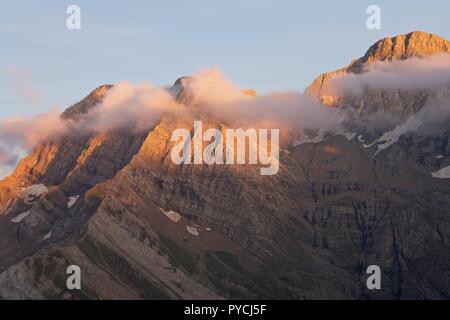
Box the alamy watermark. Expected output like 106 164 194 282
170 121 280 176
366 265 381 290
66 5 81 30
366 5 381 30
65 4 381 32
66 265 81 290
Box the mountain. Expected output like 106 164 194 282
0 31 450 299
306 31 450 98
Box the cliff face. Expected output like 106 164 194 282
308 31 450 93
352 31 450 68
0 32 450 300
306 32 450 118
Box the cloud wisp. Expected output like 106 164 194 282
179 68 338 131
0 83 184 171
4 65 43 103
323 54 450 96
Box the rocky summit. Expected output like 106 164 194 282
0 31 450 300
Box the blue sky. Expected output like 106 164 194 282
1 0 450 120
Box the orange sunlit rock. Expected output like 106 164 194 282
321 145 340 154
242 89 257 97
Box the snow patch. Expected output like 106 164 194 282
375 117 422 155
160 208 181 222
294 127 355 147
39 231 52 242
10 211 31 223
336 131 357 141
186 226 199 236
67 195 80 208
431 165 450 179
357 135 365 143
436 155 444 159
363 140 377 148
18 184 49 204
293 133 326 146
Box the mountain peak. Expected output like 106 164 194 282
61 84 113 120
307 31 450 97
366 31 450 60
348 31 450 72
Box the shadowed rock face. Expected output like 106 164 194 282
0 32 450 300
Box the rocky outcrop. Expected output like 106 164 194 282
305 31 450 122
61 84 113 120
307 31 450 96
350 31 450 71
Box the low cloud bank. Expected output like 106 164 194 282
80 82 185 133
320 54 450 135
0 68 337 173
2 57 450 177
180 68 337 131
324 54 450 96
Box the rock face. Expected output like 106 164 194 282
352 31 450 67
61 84 113 120
0 31 450 300
306 31 450 113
